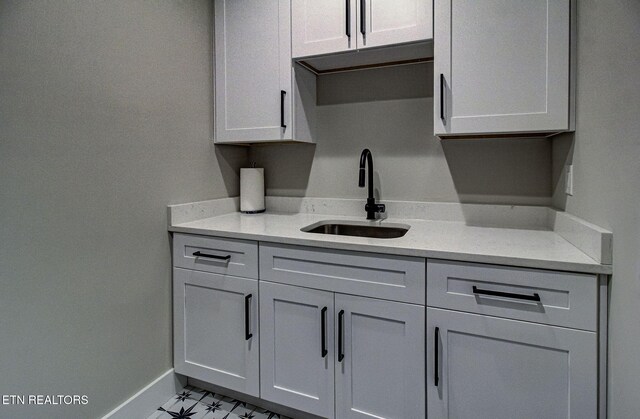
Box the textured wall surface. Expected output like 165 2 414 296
0 1 246 417
251 63 552 206
551 1 640 417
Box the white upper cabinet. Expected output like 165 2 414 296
434 0 575 137
214 0 315 144
292 0 357 57
292 0 433 58
358 0 433 50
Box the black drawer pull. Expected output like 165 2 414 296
439 73 445 122
345 0 351 38
245 294 253 340
434 326 439 387
192 251 231 261
280 90 287 129
338 310 345 362
359 0 366 36
321 307 328 358
472 286 541 302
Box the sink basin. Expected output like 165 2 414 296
301 220 410 239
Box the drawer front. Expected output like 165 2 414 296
260 243 425 305
173 233 258 279
427 259 597 331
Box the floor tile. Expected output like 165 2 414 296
148 385 289 419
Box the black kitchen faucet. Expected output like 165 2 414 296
358 148 385 220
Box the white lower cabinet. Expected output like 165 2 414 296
335 294 425 419
173 268 260 397
172 237 604 419
260 281 425 419
259 281 335 418
426 307 597 419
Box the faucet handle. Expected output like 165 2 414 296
366 202 386 214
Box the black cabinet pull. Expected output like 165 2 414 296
192 251 230 261
345 0 351 38
280 90 287 129
439 74 445 122
359 0 366 37
434 326 440 387
321 307 328 358
245 294 253 340
472 286 541 302
338 309 345 362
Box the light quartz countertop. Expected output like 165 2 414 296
169 208 612 275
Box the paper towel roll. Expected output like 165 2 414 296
240 168 265 213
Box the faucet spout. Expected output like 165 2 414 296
358 167 366 187
358 149 385 220
359 149 373 196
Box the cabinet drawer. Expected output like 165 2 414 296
427 260 597 331
173 233 258 279
260 243 425 304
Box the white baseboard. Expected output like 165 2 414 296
101 369 187 419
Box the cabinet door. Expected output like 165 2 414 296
335 294 425 419
260 281 335 419
173 268 259 397
292 0 357 58
427 308 597 419
434 0 572 136
358 0 433 50
214 0 292 143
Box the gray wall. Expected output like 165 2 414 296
251 64 552 206
551 0 640 417
0 1 246 418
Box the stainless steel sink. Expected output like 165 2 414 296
301 220 410 239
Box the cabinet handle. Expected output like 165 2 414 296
280 90 287 129
434 326 440 387
321 307 328 358
345 0 351 38
439 74 445 122
472 286 541 302
359 0 366 37
338 309 345 362
245 294 253 340
192 251 230 262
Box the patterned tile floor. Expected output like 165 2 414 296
148 385 290 419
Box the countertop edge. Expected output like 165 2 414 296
168 225 612 275
167 197 613 267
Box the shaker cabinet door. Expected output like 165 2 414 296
292 0 357 58
214 0 292 143
427 307 597 419
173 268 259 397
260 281 336 419
335 294 425 419
434 0 573 136
358 0 433 50
292 0 432 57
